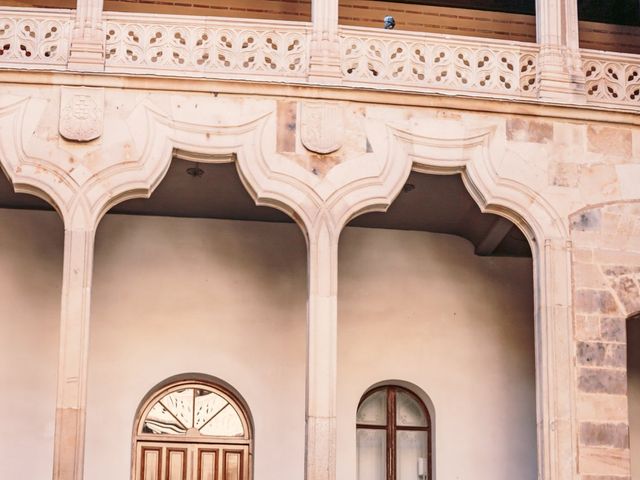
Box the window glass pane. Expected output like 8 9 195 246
160 389 194 429
144 402 187 434
357 429 386 480
396 390 428 427
200 404 244 436
194 389 228 429
397 430 429 480
357 390 387 426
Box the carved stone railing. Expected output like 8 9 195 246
0 7 73 69
340 26 539 99
583 49 640 109
4 7 640 113
104 12 311 80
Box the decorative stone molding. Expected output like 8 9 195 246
59 86 104 142
390 122 575 480
300 102 344 155
340 27 539 98
104 12 310 79
0 7 72 69
583 50 640 109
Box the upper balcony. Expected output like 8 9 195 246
0 0 638 113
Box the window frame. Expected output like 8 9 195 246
356 385 432 480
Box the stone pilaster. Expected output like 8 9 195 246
536 0 585 102
305 217 339 480
570 202 640 480
68 0 105 71
309 0 342 84
52 213 96 480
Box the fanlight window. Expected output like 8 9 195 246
141 386 245 437
134 381 251 480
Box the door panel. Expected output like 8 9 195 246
166 448 188 480
196 449 218 480
140 446 162 480
222 450 243 480
136 442 248 480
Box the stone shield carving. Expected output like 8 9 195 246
59 86 104 142
300 102 344 155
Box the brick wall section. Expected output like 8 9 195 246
1 1 638 54
570 200 640 480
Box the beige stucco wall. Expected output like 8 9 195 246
0 208 63 480
629 319 640 480
85 214 308 480
0 209 535 480
337 227 536 480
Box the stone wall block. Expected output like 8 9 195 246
575 289 620 315
578 368 626 394
608 276 640 315
575 315 601 341
577 394 628 422
587 125 632 158
577 341 606 366
506 117 553 143
579 422 629 449
604 344 626 368
579 447 631 476
600 317 626 343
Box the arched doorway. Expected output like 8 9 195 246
133 380 252 480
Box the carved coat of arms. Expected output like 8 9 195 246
59 87 104 142
300 102 344 155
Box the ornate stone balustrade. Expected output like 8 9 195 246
0 7 72 69
3 7 640 113
583 49 640 109
104 12 311 79
339 26 539 99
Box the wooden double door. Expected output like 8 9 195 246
137 442 249 480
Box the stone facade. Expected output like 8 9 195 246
0 1 639 480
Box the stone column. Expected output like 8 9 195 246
537 238 578 480
309 0 342 83
68 0 105 71
305 217 339 480
52 218 96 480
536 0 585 102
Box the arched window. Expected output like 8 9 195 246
133 380 252 480
357 386 432 480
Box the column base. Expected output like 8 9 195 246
308 40 342 85
68 38 105 72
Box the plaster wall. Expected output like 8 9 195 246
0 209 536 480
85 214 308 480
0 208 63 480
337 227 536 480
629 319 640 480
